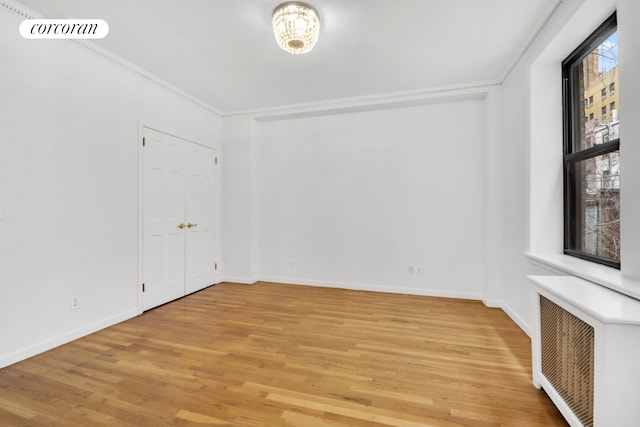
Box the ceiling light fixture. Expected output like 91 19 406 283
272 2 320 55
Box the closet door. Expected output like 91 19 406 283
142 128 187 310
185 144 217 294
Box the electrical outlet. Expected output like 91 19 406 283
71 296 80 310
416 266 423 275
408 265 415 275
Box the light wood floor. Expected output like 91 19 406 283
0 282 567 426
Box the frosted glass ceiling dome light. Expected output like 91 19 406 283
272 2 320 54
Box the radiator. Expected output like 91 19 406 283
539 295 594 427
529 275 640 427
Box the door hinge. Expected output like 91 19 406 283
142 283 145 292
215 157 218 165
214 262 218 271
142 137 146 147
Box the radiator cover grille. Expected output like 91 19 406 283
540 295 595 427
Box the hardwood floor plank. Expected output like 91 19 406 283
0 282 567 426
0 396 38 419
174 409 233 425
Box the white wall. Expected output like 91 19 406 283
0 4 222 367
498 0 640 335
222 0 640 337
225 97 488 299
222 116 256 283
5 0 637 369
499 56 554 335
617 0 640 279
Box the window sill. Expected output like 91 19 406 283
525 252 640 301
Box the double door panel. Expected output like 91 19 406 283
143 128 216 311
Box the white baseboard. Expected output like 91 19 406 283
501 303 532 337
255 277 536 338
222 276 258 285
481 298 532 337
0 308 140 369
0 280 532 368
256 275 483 300
482 298 503 308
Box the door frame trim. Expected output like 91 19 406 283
137 119 221 312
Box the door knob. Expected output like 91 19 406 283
187 223 198 228
178 223 186 229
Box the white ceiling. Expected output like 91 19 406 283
15 0 559 114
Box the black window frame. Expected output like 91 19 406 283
562 12 620 269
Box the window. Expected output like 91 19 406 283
563 12 620 268
610 82 615 95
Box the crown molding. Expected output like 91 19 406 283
1 0 223 116
0 0 32 17
226 81 501 121
3 0 565 118
500 0 565 83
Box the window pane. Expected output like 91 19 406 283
570 151 620 261
573 31 619 152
